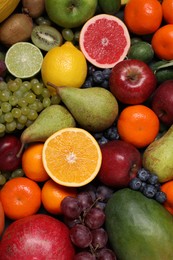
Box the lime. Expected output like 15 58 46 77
5 42 43 79
127 41 154 64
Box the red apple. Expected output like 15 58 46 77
0 214 75 259
109 59 157 104
151 79 173 126
0 134 22 171
97 140 142 188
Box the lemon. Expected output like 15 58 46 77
41 41 87 95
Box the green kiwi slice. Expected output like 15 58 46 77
31 25 63 51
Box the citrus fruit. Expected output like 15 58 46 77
151 24 173 60
161 180 173 215
79 14 131 69
127 41 154 64
5 42 43 78
117 105 160 148
124 0 163 35
41 41 87 95
22 143 50 182
162 0 173 24
42 127 102 187
0 177 41 220
0 200 5 237
41 179 77 215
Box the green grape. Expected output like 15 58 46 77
7 80 20 92
26 119 34 127
0 174 6 185
11 168 25 179
0 114 5 123
14 78 22 87
28 109 38 120
24 92 36 104
12 108 21 118
22 81 32 90
0 123 5 133
43 97 51 107
21 106 30 115
17 114 27 124
9 95 18 106
5 120 16 132
51 95 61 104
62 28 74 41
4 112 13 123
74 30 80 42
28 101 38 111
1 171 11 180
0 108 2 116
41 88 51 98
18 97 28 107
0 89 12 101
32 82 44 95
19 85 28 94
35 16 51 26
36 100 43 112
13 89 23 98
0 81 7 90
30 78 40 85
16 122 25 130
1 102 12 113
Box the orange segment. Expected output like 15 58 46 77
42 128 102 187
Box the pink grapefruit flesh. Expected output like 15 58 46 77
79 14 131 69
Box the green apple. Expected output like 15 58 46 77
45 0 98 28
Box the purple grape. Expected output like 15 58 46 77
77 191 94 211
84 207 105 229
0 60 6 77
74 251 96 260
96 186 114 202
70 224 93 248
91 228 108 249
97 248 117 260
61 196 82 219
64 216 81 228
95 201 106 211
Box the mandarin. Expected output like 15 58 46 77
162 0 173 24
117 105 160 148
0 201 5 237
161 180 173 215
0 177 41 220
124 0 163 35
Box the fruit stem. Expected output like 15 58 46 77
47 81 61 93
16 142 25 158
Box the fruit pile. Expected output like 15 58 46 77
1 0 173 259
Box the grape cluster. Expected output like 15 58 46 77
60 184 117 259
129 168 167 203
0 77 60 136
0 168 25 186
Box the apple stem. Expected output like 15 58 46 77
16 142 25 158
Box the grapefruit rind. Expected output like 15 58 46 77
79 14 131 69
42 128 102 187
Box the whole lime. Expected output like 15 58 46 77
127 41 154 63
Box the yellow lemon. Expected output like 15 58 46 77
41 41 87 95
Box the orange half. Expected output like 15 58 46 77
42 128 102 187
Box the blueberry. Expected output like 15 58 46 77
88 64 96 76
98 136 109 145
137 168 150 182
102 68 112 80
104 126 119 140
142 184 157 198
92 70 104 84
154 183 161 191
100 79 109 89
155 191 167 204
82 76 93 88
147 173 159 185
129 177 142 190
92 132 104 140
139 181 147 192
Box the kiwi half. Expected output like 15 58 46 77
31 25 63 51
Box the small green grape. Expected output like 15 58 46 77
21 106 30 115
43 97 51 107
18 98 28 107
0 174 6 185
5 120 17 132
62 28 74 41
9 95 18 106
7 80 20 92
0 89 11 101
22 81 32 90
41 88 51 98
17 114 27 124
28 110 38 120
12 108 21 118
26 119 33 127
16 122 25 130
0 81 7 90
1 102 12 113
32 82 44 95
51 95 61 105
4 112 13 123
11 168 25 178
24 92 36 104
0 123 5 133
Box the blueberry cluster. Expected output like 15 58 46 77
129 168 167 203
82 64 112 89
92 122 119 145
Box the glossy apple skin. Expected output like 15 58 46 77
98 140 142 188
0 135 22 171
109 59 157 104
0 214 75 259
151 80 173 126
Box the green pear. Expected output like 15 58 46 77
52 85 119 132
21 104 76 144
143 125 173 183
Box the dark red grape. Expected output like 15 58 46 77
74 251 96 260
91 228 108 249
97 248 117 260
64 216 81 228
0 60 6 77
70 224 93 248
84 207 105 229
61 196 82 219
77 191 94 211
96 186 114 202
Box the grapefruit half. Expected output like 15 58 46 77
79 14 131 69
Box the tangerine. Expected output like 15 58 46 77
161 180 173 215
117 105 160 148
162 0 173 24
151 24 173 60
0 177 41 220
22 143 50 182
41 179 77 215
0 200 5 237
124 0 163 35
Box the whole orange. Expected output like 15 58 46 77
124 0 163 35
0 200 5 237
161 180 173 215
117 105 160 148
41 179 77 215
22 143 50 182
152 24 173 60
0 177 41 220
162 0 173 24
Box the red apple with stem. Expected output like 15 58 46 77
109 59 157 105
0 134 22 171
97 140 142 188
151 79 173 126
